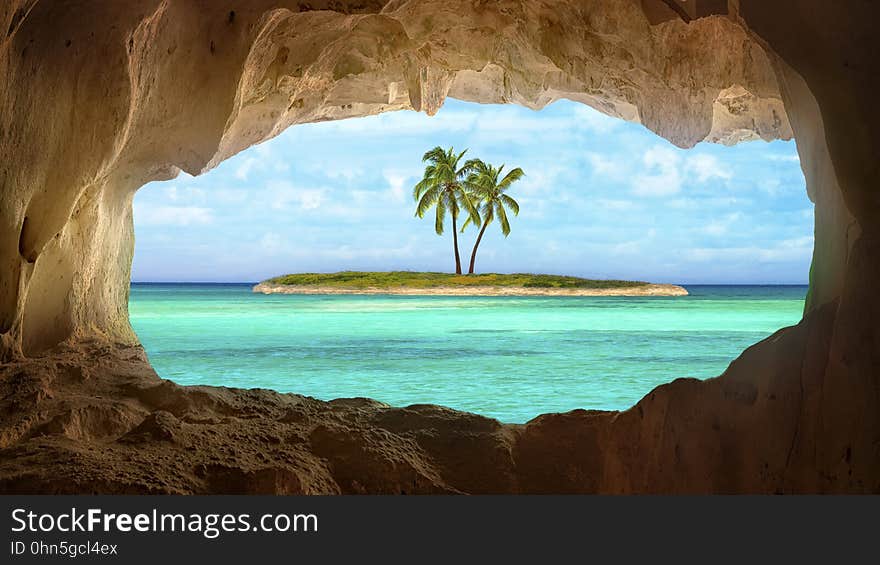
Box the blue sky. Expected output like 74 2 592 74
132 99 812 284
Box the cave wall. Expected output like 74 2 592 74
0 0 878 493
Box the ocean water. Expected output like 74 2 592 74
129 284 807 423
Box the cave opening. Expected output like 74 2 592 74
129 99 812 423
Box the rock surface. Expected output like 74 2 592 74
0 0 878 493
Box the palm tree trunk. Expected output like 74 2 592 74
451 211 462 274
468 221 489 274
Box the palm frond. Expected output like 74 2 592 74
434 162 457 182
434 199 446 235
422 146 446 163
497 167 525 191
462 175 487 198
413 176 433 200
459 190 482 226
415 186 439 217
460 215 473 232
460 157 483 177
496 201 511 236
499 194 520 215
454 148 468 168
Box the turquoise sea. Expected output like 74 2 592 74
129 284 806 423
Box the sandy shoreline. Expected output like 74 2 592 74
252 282 689 297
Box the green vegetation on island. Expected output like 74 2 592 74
263 271 649 290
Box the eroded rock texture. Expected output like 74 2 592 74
0 0 877 493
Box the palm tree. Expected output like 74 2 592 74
413 147 481 274
461 160 524 274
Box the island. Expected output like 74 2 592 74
252 272 689 297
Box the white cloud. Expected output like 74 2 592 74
587 153 623 178
297 190 324 210
571 104 622 133
135 205 214 226
783 235 814 247
685 235 813 263
702 222 728 236
595 199 635 211
235 157 258 180
700 212 742 236
686 154 732 183
259 232 284 253
232 140 289 180
214 188 249 203
154 183 206 203
514 196 547 219
765 153 800 163
382 170 409 203
623 150 735 199
323 201 370 220
260 238 420 263
667 196 747 209
610 240 642 255
759 177 782 195
324 166 364 182
268 180 325 211
517 165 565 195
253 141 274 158
632 145 682 197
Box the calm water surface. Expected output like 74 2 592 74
129 284 806 423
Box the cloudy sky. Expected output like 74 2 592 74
132 99 812 284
